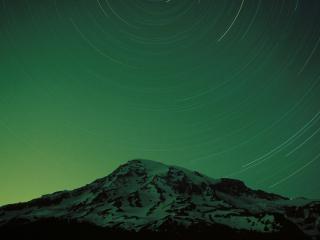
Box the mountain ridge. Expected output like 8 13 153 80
0 159 319 239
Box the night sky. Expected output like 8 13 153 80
1 0 320 206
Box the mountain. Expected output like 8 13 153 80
0 159 319 239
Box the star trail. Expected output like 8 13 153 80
0 0 320 205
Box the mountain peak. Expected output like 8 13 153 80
109 159 169 180
127 159 165 165
0 159 319 239
124 159 169 172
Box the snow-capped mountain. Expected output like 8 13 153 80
0 159 319 239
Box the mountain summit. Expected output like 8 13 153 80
0 159 319 239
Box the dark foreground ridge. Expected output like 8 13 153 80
0 159 319 239
0 218 309 240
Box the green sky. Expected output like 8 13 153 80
1 0 320 206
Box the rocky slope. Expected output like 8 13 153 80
0 159 319 239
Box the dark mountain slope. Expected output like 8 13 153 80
0 159 319 239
